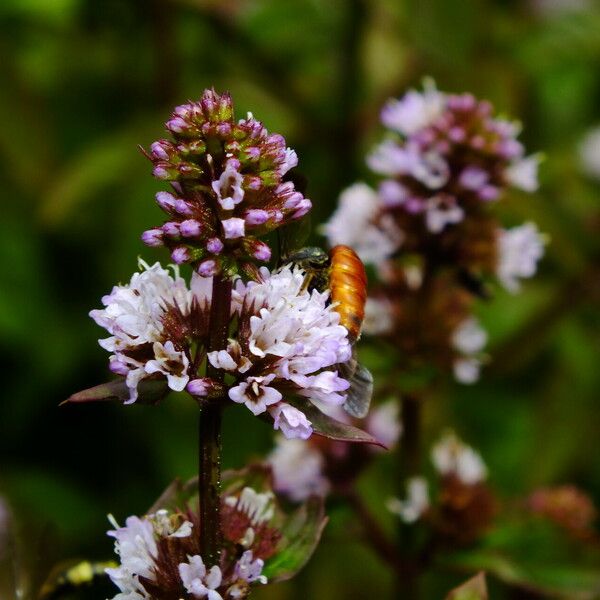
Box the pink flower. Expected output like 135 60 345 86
269 403 313 440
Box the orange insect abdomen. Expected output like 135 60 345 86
329 245 368 341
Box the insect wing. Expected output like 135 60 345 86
277 214 312 265
341 359 373 419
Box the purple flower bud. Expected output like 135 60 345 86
478 185 500 201
155 191 177 212
245 176 262 191
498 139 523 160
448 127 466 142
459 166 488 191
222 217 245 239
166 117 190 134
245 209 269 226
162 221 181 238
283 191 304 210
206 237 224 254
217 122 232 137
141 228 164 247
292 199 312 219
245 147 261 161
198 259 218 277
252 241 272 261
174 103 193 118
109 358 130 376
174 199 193 216
404 197 426 214
153 165 170 180
180 219 202 237
171 246 191 264
187 378 212 397
150 140 171 160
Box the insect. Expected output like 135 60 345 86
284 244 373 419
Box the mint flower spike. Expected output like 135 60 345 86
88 260 370 441
143 89 311 277
104 466 328 600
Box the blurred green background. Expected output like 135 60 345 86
1 0 600 597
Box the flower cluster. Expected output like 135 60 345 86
389 432 494 544
105 487 276 600
324 83 546 383
143 89 310 277
90 261 352 439
268 401 401 501
527 485 598 541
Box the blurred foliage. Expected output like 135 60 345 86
1 0 600 598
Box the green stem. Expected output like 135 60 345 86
396 392 423 599
199 274 232 566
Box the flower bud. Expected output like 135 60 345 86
155 191 177 212
222 218 245 239
171 247 191 264
141 228 165 247
180 219 202 238
206 237 224 254
198 259 218 277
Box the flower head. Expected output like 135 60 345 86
497 222 545 293
90 262 353 437
431 431 487 485
105 486 276 600
143 90 310 276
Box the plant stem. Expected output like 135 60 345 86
199 274 232 566
396 392 423 599
343 488 400 570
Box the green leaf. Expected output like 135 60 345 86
63 378 169 406
263 495 328 583
445 573 488 600
285 399 385 447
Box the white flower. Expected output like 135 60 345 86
234 550 267 584
212 165 244 211
268 436 329 501
90 260 193 353
387 477 430 523
381 87 445 136
580 126 600 179
144 341 190 391
224 487 275 526
90 260 210 402
322 183 403 266
269 403 313 440
228 375 282 415
506 155 540 192
431 432 487 485
362 297 394 336
452 318 487 355
425 195 464 233
179 555 223 600
497 222 545 293
222 217 245 239
452 318 487 385
367 400 402 450
234 266 352 414
453 357 482 384
106 515 158 598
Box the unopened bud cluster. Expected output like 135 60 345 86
143 89 310 276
